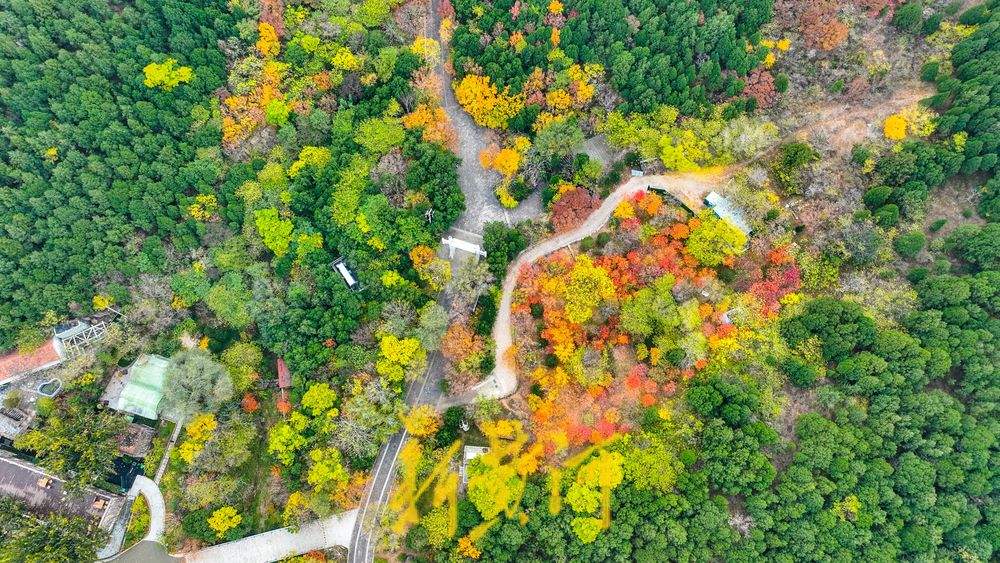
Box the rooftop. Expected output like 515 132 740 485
0 340 62 384
705 191 752 235
277 358 291 389
0 455 122 529
112 354 169 420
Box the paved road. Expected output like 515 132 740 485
186 509 358 563
97 475 168 560
347 354 445 563
431 0 541 234
109 540 180 563
475 170 724 399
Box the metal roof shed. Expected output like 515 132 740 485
114 354 169 420
332 257 360 291
704 191 752 235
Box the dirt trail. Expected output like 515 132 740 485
788 81 935 156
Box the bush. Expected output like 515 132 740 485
479 353 495 373
920 61 939 82
921 13 942 35
943 0 962 15
530 303 544 318
775 73 789 93
907 267 929 284
772 142 820 194
851 145 873 165
864 186 893 209
894 231 926 258
928 218 946 232
35 397 55 418
434 407 464 448
181 508 216 543
874 204 900 227
596 232 611 247
509 178 532 201
959 3 991 25
892 2 924 33
782 356 819 387
718 266 738 284
475 296 498 337
666 348 686 367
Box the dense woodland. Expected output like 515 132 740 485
0 0 235 351
0 0 997 561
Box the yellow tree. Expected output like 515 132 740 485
454 75 524 130
143 58 193 91
207 506 242 538
256 22 280 58
402 404 442 437
563 256 615 324
883 114 907 141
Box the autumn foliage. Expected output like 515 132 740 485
550 187 600 232
454 75 524 129
509 191 798 458
800 0 849 51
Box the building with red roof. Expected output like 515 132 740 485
276 358 291 389
0 340 63 385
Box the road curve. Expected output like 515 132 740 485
475 170 726 399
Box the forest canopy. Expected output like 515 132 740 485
0 0 236 349
451 0 774 115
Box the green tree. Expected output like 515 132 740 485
1 501 108 563
163 350 234 419
14 403 127 492
205 273 253 329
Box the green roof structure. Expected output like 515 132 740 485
114 354 169 420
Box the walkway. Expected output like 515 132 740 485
134 475 166 541
98 475 166 559
475 170 727 398
154 419 183 484
185 509 358 563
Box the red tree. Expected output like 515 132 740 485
744 70 777 109
800 1 848 51
551 188 600 232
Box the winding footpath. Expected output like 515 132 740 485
475 170 725 399
102 476 168 562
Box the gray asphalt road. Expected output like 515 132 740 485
431 0 542 234
108 540 180 563
347 354 444 563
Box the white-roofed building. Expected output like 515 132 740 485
704 191 752 235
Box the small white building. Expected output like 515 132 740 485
441 236 486 260
332 257 360 291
